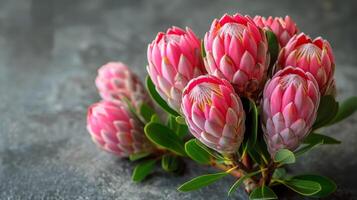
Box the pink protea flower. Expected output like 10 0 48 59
253 16 298 47
277 33 335 95
204 13 270 99
262 67 320 156
87 101 153 157
147 26 205 112
95 62 152 110
181 75 245 153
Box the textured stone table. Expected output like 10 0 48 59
0 0 356 199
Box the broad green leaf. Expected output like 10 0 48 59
129 152 151 161
293 174 337 198
146 76 179 116
140 103 156 122
303 133 341 145
272 168 286 180
266 30 279 75
175 124 189 138
161 154 182 172
274 149 295 164
228 170 262 196
185 139 211 164
201 40 206 58
144 122 186 156
330 96 357 124
313 95 338 129
294 143 321 157
178 171 229 192
132 159 156 182
249 186 277 200
282 179 321 196
194 139 226 161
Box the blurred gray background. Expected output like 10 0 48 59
0 0 356 199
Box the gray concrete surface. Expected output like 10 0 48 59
0 0 356 199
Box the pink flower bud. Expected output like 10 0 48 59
181 75 245 153
254 16 298 47
95 62 152 110
147 26 205 112
262 67 320 156
87 101 153 157
277 33 335 95
204 13 270 99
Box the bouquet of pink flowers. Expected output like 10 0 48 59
86 13 357 199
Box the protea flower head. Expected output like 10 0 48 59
87 101 153 157
277 33 335 95
181 75 245 153
204 13 270 99
147 26 205 112
262 67 320 156
96 62 152 111
253 16 298 47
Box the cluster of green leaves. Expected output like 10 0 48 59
131 77 190 182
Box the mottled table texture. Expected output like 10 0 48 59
0 0 356 199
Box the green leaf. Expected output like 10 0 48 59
150 114 161 123
266 30 279 75
178 171 229 192
228 170 262 196
129 152 151 161
293 174 337 198
272 168 286 180
175 116 186 125
303 133 341 145
175 124 189 138
274 149 295 164
131 159 156 182
294 143 321 157
161 154 182 172
194 139 226 162
282 178 321 196
296 132 341 157
144 122 186 156
185 139 211 164
248 100 258 147
330 96 357 124
247 148 263 165
201 40 206 58
249 186 278 200
241 99 258 154
140 103 156 122
167 115 188 138
146 76 179 116
313 95 338 129
167 115 177 130
253 138 271 165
